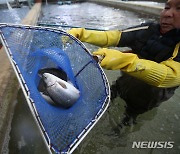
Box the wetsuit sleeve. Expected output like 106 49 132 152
93 48 180 88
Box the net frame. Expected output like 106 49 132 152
0 23 110 154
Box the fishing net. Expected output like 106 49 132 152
0 24 110 153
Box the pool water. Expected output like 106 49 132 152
0 6 29 24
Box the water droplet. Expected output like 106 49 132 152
174 114 179 120
160 127 164 131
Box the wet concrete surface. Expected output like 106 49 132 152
8 90 48 154
0 3 41 153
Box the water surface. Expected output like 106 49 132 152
0 6 29 24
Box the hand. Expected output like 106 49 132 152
61 28 83 45
68 28 83 38
93 48 137 70
61 35 73 45
93 48 122 69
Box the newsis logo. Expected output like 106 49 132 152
132 141 174 149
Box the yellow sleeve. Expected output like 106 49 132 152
68 28 121 47
124 58 180 88
93 48 180 88
125 42 180 88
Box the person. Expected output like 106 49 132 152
67 0 180 125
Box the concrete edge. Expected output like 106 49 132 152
88 0 163 16
0 2 42 153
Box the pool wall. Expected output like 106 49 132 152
0 2 41 153
88 0 163 16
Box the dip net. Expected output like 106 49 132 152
0 24 110 153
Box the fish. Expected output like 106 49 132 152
38 67 67 93
38 70 80 108
38 67 67 81
40 92 55 105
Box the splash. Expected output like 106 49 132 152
6 0 12 10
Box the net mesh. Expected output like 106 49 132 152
0 24 109 153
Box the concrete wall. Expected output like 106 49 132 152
88 0 163 16
0 0 27 4
0 2 41 153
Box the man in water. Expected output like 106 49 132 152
68 0 180 125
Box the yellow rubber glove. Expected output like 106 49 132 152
93 48 137 69
68 28 121 47
61 35 73 45
93 48 180 88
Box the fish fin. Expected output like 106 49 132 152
40 92 56 105
57 81 67 89
37 79 47 92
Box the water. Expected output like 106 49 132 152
9 2 180 154
0 5 29 51
40 2 158 30
0 6 29 24
8 90 49 154
6 0 12 10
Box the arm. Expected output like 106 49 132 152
68 28 121 47
68 23 152 48
93 48 180 88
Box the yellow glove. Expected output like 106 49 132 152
68 28 121 47
93 48 137 70
93 48 180 88
61 35 73 45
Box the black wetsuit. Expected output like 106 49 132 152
111 23 180 120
